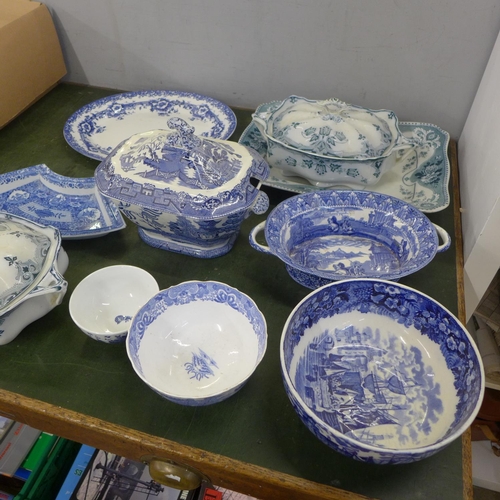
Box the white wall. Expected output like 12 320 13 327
44 0 500 139
459 29 500 320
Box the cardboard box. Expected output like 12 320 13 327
0 0 66 128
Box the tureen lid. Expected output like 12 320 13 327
95 118 270 219
0 212 62 315
253 96 403 160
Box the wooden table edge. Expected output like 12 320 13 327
449 139 473 500
0 387 374 500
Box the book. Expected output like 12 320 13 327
196 485 222 500
12 432 57 481
56 446 184 499
55 445 258 500
0 420 14 443
20 432 56 472
0 422 41 476
55 445 96 500
212 486 259 499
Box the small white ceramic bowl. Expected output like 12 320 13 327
69 265 159 343
126 281 268 406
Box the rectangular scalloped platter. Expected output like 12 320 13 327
0 164 126 239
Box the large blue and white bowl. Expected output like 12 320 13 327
249 190 451 289
127 281 267 406
280 279 484 464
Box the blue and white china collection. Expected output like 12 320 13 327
0 89 484 464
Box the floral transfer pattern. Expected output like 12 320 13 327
64 90 237 161
239 120 450 213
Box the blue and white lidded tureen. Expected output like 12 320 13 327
252 96 413 187
0 212 68 345
95 118 270 258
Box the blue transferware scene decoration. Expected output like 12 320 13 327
64 90 237 161
280 279 484 464
0 164 126 239
249 190 450 288
96 118 269 258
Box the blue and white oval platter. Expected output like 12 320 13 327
64 90 237 161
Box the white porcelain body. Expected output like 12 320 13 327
95 123 270 258
69 265 159 343
281 279 484 464
0 213 68 345
126 281 268 405
0 246 68 346
252 98 413 187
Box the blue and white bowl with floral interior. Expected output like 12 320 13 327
251 97 414 187
126 281 268 406
95 118 270 258
281 279 484 464
249 190 451 289
0 212 68 345
69 265 160 343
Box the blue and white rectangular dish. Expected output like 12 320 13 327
0 164 126 239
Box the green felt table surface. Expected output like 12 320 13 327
0 84 464 499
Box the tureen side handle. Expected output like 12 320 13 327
433 223 451 253
30 266 68 300
251 112 271 138
248 221 274 255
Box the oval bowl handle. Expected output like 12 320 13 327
433 223 451 253
249 221 273 255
